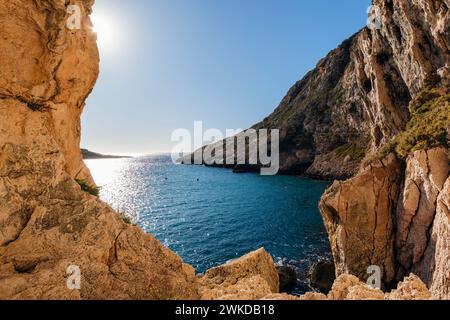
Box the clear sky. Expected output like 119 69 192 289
82 0 371 155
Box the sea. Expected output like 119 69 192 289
85 154 331 294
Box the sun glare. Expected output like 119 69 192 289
91 11 120 53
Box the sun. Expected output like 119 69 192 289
90 11 119 53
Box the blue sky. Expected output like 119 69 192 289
82 0 371 154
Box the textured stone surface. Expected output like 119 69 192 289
396 148 450 285
276 266 297 292
327 274 383 300
199 248 279 300
429 177 450 299
319 154 403 288
320 147 449 297
0 0 448 301
0 0 198 300
325 274 431 300
387 274 432 300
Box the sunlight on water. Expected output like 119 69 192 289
85 159 128 186
86 155 331 294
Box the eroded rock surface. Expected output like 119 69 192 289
320 147 449 298
396 148 450 286
0 0 198 300
199 248 279 300
320 154 403 288
324 274 431 300
429 176 450 299
0 0 448 301
193 0 449 180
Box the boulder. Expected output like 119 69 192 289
199 248 279 300
319 154 403 288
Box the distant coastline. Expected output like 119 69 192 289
81 148 133 159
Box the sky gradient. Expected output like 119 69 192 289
82 0 372 155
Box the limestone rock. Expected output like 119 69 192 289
327 274 383 300
199 248 279 300
429 176 450 299
194 0 449 180
319 154 403 287
386 274 432 300
0 0 198 300
326 273 431 301
396 148 450 285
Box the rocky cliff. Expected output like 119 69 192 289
317 0 450 299
0 0 447 300
0 0 202 299
194 0 450 298
0 0 299 301
192 0 448 181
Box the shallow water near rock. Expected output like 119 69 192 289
86 154 331 294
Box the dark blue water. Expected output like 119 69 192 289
85 155 331 293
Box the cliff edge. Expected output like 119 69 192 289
0 0 447 300
318 0 449 299
0 0 200 299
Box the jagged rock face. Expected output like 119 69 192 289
396 148 449 286
316 0 450 299
326 274 431 300
0 0 98 184
248 0 448 179
319 154 404 288
430 176 450 299
320 148 450 298
199 248 279 300
264 274 432 300
0 0 198 300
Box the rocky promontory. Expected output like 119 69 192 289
0 0 448 300
81 149 132 160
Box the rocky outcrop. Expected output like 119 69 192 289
0 0 448 301
430 177 450 299
199 248 279 300
0 0 200 300
387 274 432 300
320 148 449 298
314 0 450 299
192 0 449 180
319 154 404 288
396 148 449 286
264 274 431 300
276 266 297 292
325 274 431 300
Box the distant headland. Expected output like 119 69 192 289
81 148 133 159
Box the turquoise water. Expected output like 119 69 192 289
85 155 331 293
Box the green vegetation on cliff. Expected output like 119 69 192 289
382 73 450 158
75 179 100 197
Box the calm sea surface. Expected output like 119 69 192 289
85 155 331 294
